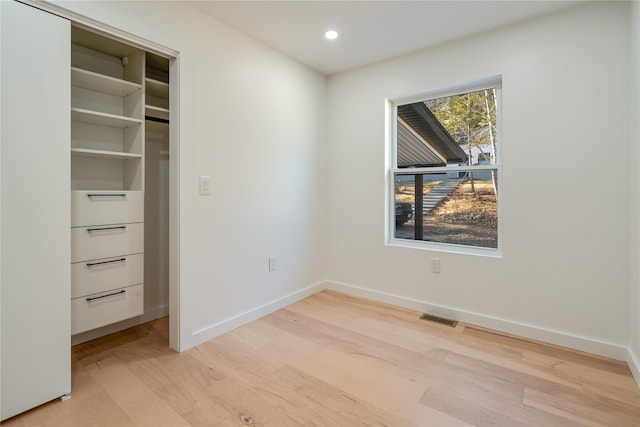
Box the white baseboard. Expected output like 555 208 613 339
324 280 630 362
71 305 170 346
185 281 326 350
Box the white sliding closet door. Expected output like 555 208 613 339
1 1 71 420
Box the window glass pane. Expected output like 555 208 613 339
397 89 497 168
394 172 498 249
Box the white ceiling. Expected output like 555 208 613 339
187 1 583 76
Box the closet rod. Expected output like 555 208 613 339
145 115 169 124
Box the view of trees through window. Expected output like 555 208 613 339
393 84 500 250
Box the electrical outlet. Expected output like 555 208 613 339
268 256 277 272
430 258 440 274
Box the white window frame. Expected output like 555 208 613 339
385 75 503 257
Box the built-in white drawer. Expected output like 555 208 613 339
71 222 143 263
71 283 143 335
71 253 143 299
71 190 143 227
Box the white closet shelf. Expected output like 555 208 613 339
71 108 142 128
72 67 142 96
71 148 142 160
145 105 169 121
145 77 169 99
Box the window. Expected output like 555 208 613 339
388 76 501 255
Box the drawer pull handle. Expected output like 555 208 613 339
87 193 126 198
86 289 126 302
87 226 126 232
86 258 126 267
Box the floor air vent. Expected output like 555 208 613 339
420 313 458 327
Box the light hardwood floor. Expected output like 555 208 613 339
3 290 639 426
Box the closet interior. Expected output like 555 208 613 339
70 26 170 343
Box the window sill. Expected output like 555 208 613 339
386 238 503 258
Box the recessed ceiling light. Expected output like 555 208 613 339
324 30 338 40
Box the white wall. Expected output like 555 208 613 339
630 0 640 380
54 0 327 350
41 0 637 365
326 1 632 357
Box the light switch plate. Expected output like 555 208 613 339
199 176 211 195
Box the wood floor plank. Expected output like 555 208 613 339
278 340 472 425
3 289 639 427
286 294 466 359
463 325 632 376
445 342 585 389
189 335 283 387
421 385 587 427
72 319 162 365
57 391 137 427
85 356 191 426
127 354 230 424
267 307 449 376
0 391 136 427
581 377 640 407
523 384 640 427
68 357 107 403
262 364 412 426
290 294 524 367
426 358 526 405
129 351 224 393
421 386 531 427
202 375 318 426
523 387 606 427
249 315 462 425
262 308 363 355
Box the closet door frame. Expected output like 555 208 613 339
20 0 182 351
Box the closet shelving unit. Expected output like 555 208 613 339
145 77 170 121
71 108 142 129
68 28 171 342
70 28 146 335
